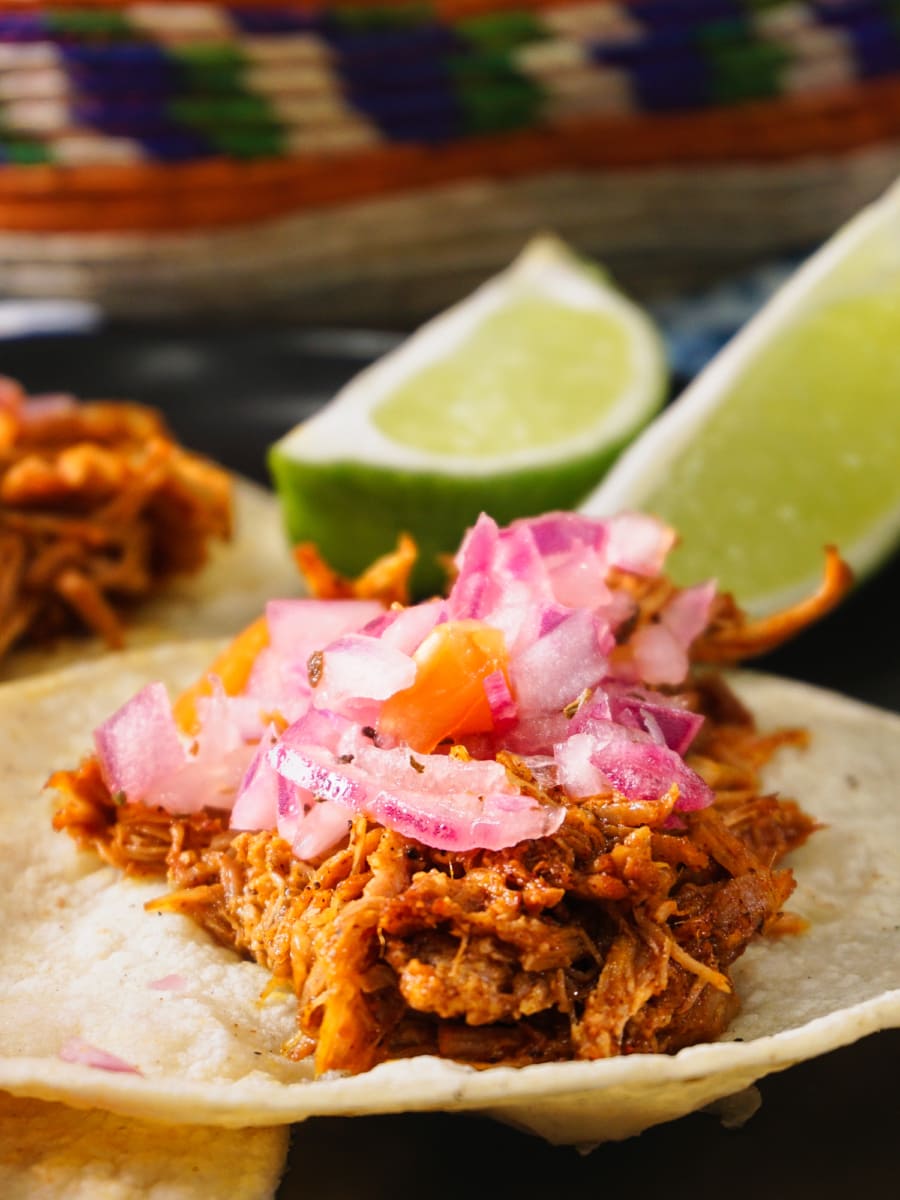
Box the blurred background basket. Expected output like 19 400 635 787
1 0 899 326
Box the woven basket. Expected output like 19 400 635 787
1 0 899 323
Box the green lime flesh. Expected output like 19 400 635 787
371 296 638 457
644 290 900 602
269 435 647 598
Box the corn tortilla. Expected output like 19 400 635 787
0 1092 288 1200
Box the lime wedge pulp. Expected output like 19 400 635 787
373 295 638 458
270 235 667 594
580 177 900 616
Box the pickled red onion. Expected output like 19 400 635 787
58 1037 142 1075
96 509 716 856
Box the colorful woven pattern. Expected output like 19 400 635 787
3 2 900 217
2 0 897 165
0 2 898 319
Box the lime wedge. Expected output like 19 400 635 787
581 178 900 616
269 235 667 594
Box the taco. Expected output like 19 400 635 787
0 511 897 1148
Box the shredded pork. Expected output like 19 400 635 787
0 376 232 663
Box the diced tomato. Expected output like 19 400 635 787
379 620 509 753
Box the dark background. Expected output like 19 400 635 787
2 324 897 1199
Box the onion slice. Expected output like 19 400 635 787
148 974 187 992
556 718 713 812
58 1037 143 1076
93 682 184 803
269 739 563 853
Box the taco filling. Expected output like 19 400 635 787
51 511 850 1078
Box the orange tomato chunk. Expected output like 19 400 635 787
379 620 509 753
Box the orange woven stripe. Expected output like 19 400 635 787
1 79 899 232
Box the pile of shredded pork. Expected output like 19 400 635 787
52 510 850 1076
0 376 232 663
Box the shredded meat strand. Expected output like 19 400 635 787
293 534 418 607
693 546 853 661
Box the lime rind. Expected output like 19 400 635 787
269 434 638 597
580 177 900 615
273 234 667 477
